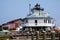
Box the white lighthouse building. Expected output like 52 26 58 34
23 4 55 32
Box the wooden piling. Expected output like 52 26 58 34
43 31 46 40
31 32 34 40
51 31 55 40
36 31 39 40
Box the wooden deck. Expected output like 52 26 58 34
0 31 60 40
9 32 60 40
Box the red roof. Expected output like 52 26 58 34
2 18 23 26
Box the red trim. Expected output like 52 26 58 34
15 23 19 28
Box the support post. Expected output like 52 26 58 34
36 31 39 40
39 29 41 36
43 31 46 40
51 31 55 40
31 32 34 40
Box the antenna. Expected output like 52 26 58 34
29 4 31 14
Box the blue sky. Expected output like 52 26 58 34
0 0 60 26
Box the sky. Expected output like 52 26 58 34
0 0 60 26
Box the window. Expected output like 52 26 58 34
3 27 8 30
35 20 37 23
44 19 47 23
35 20 37 25
48 20 51 23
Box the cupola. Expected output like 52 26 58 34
31 3 44 12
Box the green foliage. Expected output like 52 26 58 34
0 27 2 31
0 33 9 38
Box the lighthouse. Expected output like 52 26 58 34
23 3 55 32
